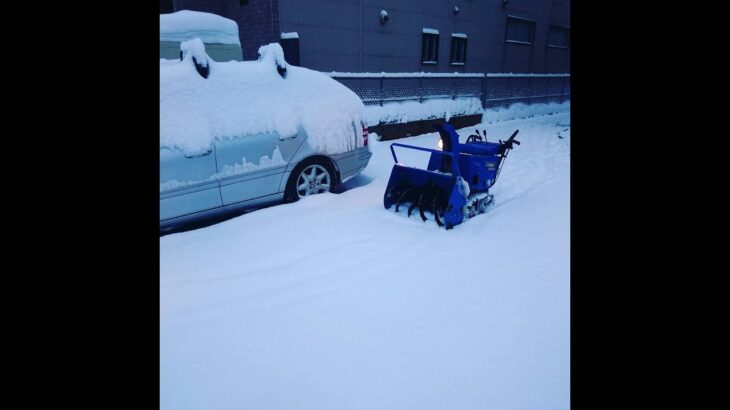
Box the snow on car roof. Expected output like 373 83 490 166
160 42 365 155
160 10 240 45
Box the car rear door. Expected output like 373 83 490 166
160 146 222 221
214 131 305 205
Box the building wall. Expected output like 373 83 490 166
278 0 569 73
170 0 570 73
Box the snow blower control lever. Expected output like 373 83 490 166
499 130 520 155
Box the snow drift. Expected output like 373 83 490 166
364 99 570 127
482 101 570 123
365 97 484 126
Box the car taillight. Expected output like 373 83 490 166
362 125 369 146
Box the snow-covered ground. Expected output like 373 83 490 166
160 106 570 410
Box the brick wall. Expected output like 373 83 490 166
173 0 225 14
221 0 280 60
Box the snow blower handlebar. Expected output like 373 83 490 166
499 130 520 155
389 143 462 177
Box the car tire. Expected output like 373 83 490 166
284 158 338 203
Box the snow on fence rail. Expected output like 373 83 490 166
327 72 486 78
327 72 569 78
328 72 570 109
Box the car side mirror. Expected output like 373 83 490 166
192 56 209 79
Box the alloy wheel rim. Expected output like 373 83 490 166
296 164 331 198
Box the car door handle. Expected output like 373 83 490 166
279 134 298 141
184 149 213 159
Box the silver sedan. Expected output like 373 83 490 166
160 125 372 232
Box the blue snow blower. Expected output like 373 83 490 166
383 123 520 229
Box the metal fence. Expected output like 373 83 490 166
327 72 570 109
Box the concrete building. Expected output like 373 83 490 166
161 0 570 73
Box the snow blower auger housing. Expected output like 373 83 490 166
383 123 520 229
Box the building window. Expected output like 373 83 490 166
450 34 467 65
160 0 174 14
280 32 300 66
505 16 535 44
547 25 570 48
239 0 249 5
421 29 439 64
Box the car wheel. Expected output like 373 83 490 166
285 159 337 202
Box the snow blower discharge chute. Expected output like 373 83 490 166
383 123 520 229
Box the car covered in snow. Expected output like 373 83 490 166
160 40 372 232
160 10 243 62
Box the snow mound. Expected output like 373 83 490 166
483 101 569 123
365 98 483 126
364 100 569 127
160 43 365 155
160 10 240 45
180 38 209 66
257 43 287 75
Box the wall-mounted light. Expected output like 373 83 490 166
380 10 389 24
454 6 460 14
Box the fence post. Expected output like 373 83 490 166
379 76 384 106
452 77 457 100
419 76 424 103
481 75 487 109
506 76 511 108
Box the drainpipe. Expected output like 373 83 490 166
270 0 275 43
360 0 364 71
